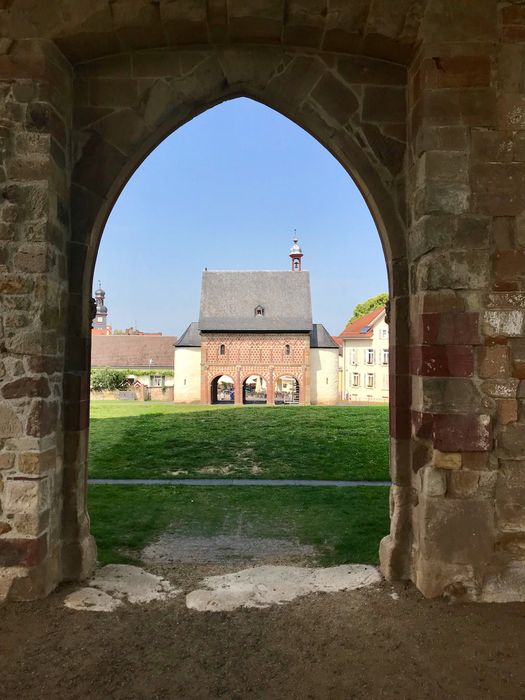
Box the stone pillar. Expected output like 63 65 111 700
0 40 94 599
383 2 525 601
267 367 275 405
234 368 242 405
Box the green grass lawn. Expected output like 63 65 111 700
88 484 390 566
88 402 389 481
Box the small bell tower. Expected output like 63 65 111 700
93 282 108 330
289 232 303 272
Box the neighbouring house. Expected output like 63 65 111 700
174 238 339 405
339 306 389 403
91 334 177 400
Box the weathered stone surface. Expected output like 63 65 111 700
433 414 492 452
499 423 525 458
26 400 58 438
1 376 50 399
478 346 510 379
0 405 22 439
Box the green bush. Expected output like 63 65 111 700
91 368 129 391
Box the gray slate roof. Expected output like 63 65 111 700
175 322 201 347
310 324 339 349
176 322 338 349
199 271 312 332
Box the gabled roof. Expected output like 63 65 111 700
175 322 201 347
310 324 339 349
91 335 177 368
199 270 312 332
339 307 385 339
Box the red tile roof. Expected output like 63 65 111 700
91 335 177 369
339 307 385 339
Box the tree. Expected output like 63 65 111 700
348 293 388 324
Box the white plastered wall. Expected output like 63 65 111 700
310 347 339 405
174 347 201 403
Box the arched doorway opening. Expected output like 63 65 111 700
243 375 268 404
275 376 300 404
210 375 235 404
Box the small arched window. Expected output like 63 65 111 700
285 344 290 355
220 344 225 355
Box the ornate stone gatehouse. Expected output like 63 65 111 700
174 240 340 405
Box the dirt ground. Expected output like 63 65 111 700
2 562 525 700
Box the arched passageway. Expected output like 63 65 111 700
1 2 523 603
211 375 235 404
243 376 268 405
275 376 300 405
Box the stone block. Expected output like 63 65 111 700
338 55 405 85
498 422 525 458
0 453 15 470
4 477 49 514
17 449 56 475
446 470 481 499
416 251 488 290
410 345 474 377
420 465 447 496
481 379 519 399
89 78 137 108
478 345 510 379
483 310 525 338
462 452 491 470
510 339 525 379
482 561 525 603
471 162 525 216
26 400 58 438
420 56 491 89
362 85 405 123
417 377 491 415
433 449 461 470
471 129 513 162
311 73 358 124
1 376 50 399
497 399 518 426
0 405 22 439
0 534 47 567
433 413 492 452
418 497 494 566
416 151 468 185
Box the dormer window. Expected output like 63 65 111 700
255 305 264 317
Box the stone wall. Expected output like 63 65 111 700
0 1 524 602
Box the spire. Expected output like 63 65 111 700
93 282 108 329
289 231 303 271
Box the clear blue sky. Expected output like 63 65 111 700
94 97 387 337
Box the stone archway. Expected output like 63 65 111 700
1 2 524 603
210 375 235 405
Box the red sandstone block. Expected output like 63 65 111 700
421 56 491 89
501 5 525 23
433 414 492 452
494 250 525 288
390 407 411 439
419 312 480 345
411 345 474 377
389 373 411 408
0 534 47 567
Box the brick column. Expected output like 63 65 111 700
234 368 242 405
267 367 275 404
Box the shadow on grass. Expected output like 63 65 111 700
88 404 389 481
88 484 390 567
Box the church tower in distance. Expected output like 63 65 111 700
289 233 303 271
93 282 108 330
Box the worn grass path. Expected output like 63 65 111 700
88 484 390 566
89 402 389 481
